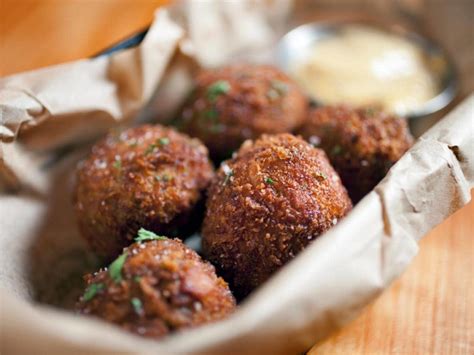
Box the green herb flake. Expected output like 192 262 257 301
144 143 157 155
222 164 234 186
267 88 280 101
332 145 343 155
133 276 142 283
131 297 143 315
363 107 376 116
267 80 288 100
112 159 122 170
155 173 172 183
207 80 231 102
223 171 234 185
83 283 105 301
135 228 168 243
145 138 170 155
204 108 219 121
128 140 138 147
265 177 275 185
271 80 288 95
109 252 128 283
159 137 170 146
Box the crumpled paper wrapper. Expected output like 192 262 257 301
0 0 473 354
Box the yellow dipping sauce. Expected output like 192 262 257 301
292 25 439 115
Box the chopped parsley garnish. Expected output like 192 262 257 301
158 137 170 146
155 174 171 182
265 177 275 185
83 283 104 301
267 80 288 101
135 228 168 242
207 80 230 102
144 143 157 155
267 80 289 100
271 80 288 95
109 252 127 283
112 159 122 169
332 145 343 155
267 88 280 101
223 170 234 185
145 137 169 155
131 297 143 315
133 276 142 283
204 108 219 121
363 107 376 116
222 164 234 185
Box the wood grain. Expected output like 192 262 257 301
1 1 472 354
0 0 169 76
309 192 474 355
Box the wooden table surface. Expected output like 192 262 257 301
1 1 472 354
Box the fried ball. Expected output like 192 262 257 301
76 237 236 338
175 64 308 160
202 134 352 297
299 106 414 202
74 125 214 261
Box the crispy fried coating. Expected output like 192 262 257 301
175 64 308 160
76 239 236 338
74 125 214 261
299 106 414 202
202 134 352 297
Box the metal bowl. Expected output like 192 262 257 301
276 22 458 119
